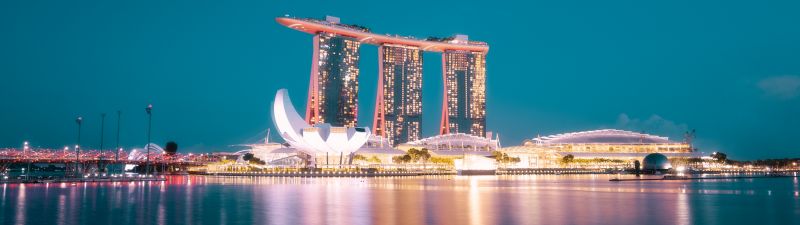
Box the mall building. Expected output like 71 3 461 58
500 129 698 168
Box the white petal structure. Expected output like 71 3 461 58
272 89 371 155
127 143 164 161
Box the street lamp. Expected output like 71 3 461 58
115 110 121 174
23 141 30 181
63 145 69 173
145 104 152 175
75 116 82 177
99 113 106 173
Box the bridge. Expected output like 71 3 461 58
0 147 209 175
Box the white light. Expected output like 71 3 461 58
676 166 686 172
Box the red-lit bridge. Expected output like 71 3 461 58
0 148 210 173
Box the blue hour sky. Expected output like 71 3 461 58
1 0 798 159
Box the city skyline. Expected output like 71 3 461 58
2 2 799 225
1 0 799 159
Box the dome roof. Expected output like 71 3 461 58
532 129 674 144
642 153 672 170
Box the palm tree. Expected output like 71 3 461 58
419 148 431 169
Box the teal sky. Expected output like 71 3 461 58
1 0 798 159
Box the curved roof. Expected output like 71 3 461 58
356 136 405 155
405 133 498 148
276 17 489 53
532 129 676 145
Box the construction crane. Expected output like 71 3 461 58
684 129 696 151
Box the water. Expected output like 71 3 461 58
1 175 799 225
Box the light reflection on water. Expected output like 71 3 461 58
0 175 798 225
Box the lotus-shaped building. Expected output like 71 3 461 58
127 143 164 161
271 89 371 155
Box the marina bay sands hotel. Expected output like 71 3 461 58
276 16 489 146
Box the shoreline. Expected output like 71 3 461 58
3 170 797 184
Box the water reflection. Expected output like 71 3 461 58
0 175 799 225
676 189 689 225
14 184 24 225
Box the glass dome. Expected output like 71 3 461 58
642 153 672 170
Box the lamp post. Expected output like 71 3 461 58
61 146 68 177
99 113 106 173
145 104 152 175
115 110 121 174
75 116 82 177
24 141 30 181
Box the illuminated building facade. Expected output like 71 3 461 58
277 16 489 137
373 44 423 146
529 129 692 154
499 129 697 169
440 38 487 137
305 31 361 127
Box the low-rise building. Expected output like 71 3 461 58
397 133 499 157
500 129 698 168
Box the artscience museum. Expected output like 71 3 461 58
271 89 372 165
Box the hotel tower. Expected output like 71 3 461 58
304 16 362 127
440 38 487 137
373 45 424 145
277 16 489 144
